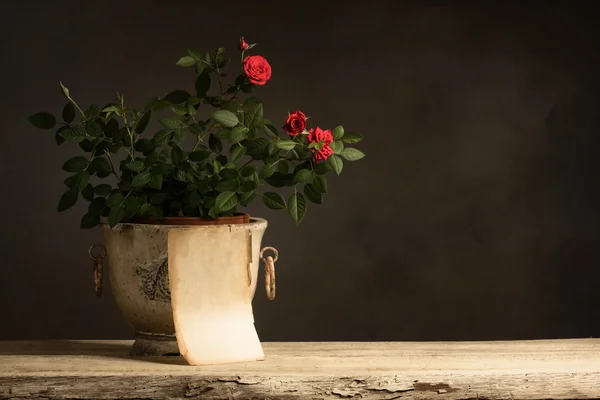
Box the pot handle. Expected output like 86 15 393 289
260 247 278 301
88 244 107 297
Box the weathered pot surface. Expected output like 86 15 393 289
100 214 268 356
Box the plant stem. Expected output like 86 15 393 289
240 158 254 168
193 121 215 151
104 150 121 181
215 67 224 101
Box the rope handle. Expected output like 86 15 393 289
260 247 278 300
89 244 106 297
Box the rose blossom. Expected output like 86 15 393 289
239 37 249 51
243 55 272 85
308 126 334 162
283 111 306 136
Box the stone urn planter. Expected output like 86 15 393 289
98 214 269 356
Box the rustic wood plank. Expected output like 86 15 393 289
1 340 599 399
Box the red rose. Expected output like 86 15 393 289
239 37 249 51
283 111 307 136
243 55 272 86
308 126 334 162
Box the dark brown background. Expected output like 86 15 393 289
1 1 599 341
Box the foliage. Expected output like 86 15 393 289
28 40 365 228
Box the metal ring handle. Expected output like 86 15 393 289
89 244 107 261
260 247 278 263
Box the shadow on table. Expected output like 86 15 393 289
0 340 190 364
0 340 132 356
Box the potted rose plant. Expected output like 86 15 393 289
28 38 365 359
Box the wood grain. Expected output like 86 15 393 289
1 340 599 399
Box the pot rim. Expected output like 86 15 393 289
100 216 268 229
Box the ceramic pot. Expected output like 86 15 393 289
100 214 267 356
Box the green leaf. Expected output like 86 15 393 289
73 171 90 192
330 141 344 154
140 203 151 216
314 162 331 175
229 126 249 143
187 49 202 60
215 128 231 139
85 121 102 137
82 184 95 201
341 131 363 144
59 126 86 142
124 195 139 213
174 170 187 181
195 74 211 97
215 179 239 192
57 190 78 212
164 90 190 104
173 127 186 142
246 138 270 158
131 171 152 187
126 160 145 172
171 144 184 164
340 148 366 161
171 105 187 115
259 163 276 179
230 144 246 162
287 192 307 226
210 110 239 128
240 165 255 177
159 117 184 130
215 191 237 211
153 129 172 147
332 126 344 140
220 169 239 179
293 169 313 184
241 180 257 192
91 157 111 174
209 134 223 153
239 191 256 206
106 192 125 207
145 152 159 166
102 105 121 113
263 123 279 139
189 149 210 162
187 190 202 207
108 206 125 228
314 175 327 193
278 160 290 174
134 110 152 134
134 138 155 153
80 212 100 229
220 100 242 113
176 56 196 67
62 103 75 123
263 192 286 210
245 102 263 129
275 140 297 151
28 112 56 130
94 184 112 196
151 163 172 176
328 155 343 175
62 156 88 172
304 183 323 204
188 122 204 134
55 126 67 145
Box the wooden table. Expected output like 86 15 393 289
1 340 599 399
